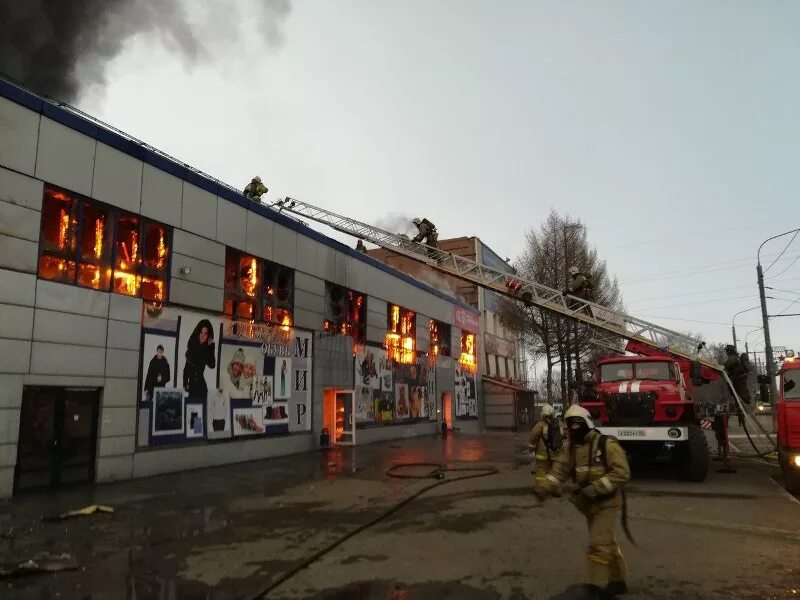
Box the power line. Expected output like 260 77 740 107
767 252 800 280
625 276 800 305
636 315 762 327
764 230 799 273
622 252 800 285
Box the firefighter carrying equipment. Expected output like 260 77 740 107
724 346 752 404
529 404 564 485
536 404 632 592
244 176 268 201
412 218 439 248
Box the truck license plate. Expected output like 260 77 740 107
617 429 647 438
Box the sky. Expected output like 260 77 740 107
76 1 800 358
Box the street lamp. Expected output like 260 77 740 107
757 227 800 408
731 306 760 352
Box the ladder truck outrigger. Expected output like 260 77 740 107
273 198 776 481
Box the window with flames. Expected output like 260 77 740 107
459 330 477 371
224 248 294 327
386 304 416 364
38 186 170 301
429 319 451 357
323 283 366 342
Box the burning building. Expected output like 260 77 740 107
0 77 479 498
369 237 534 430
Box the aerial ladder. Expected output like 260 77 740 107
272 197 776 450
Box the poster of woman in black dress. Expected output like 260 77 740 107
182 319 216 399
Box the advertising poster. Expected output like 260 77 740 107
378 355 393 392
426 359 437 421
152 387 184 436
355 347 381 390
141 333 176 402
375 391 395 422
137 306 313 448
355 386 374 423
455 364 478 418
395 383 410 419
409 386 425 419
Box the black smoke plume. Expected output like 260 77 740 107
0 0 291 102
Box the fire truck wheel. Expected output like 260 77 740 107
676 423 710 482
779 452 800 494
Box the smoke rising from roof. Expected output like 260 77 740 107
375 213 417 237
0 0 291 102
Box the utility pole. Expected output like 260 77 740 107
757 227 800 408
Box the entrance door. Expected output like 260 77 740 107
15 387 100 493
335 390 356 446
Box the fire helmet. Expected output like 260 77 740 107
564 404 593 429
541 404 555 419
725 344 736 354
569 266 580 276
254 176 262 183
412 218 422 226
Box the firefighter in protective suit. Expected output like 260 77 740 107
243 176 268 201
412 218 439 259
535 405 631 599
529 403 563 485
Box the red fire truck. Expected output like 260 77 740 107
581 341 715 481
777 357 800 493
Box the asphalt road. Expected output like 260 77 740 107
1 432 798 599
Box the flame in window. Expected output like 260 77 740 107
242 257 257 297
156 230 167 270
93 218 104 259
459 332 477 371
115 271 139 296
58 209 69 250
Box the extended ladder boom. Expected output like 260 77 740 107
275 197 715 367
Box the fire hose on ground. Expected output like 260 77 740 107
246 461 499 599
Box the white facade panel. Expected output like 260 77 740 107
216 198 247 251
181 182 217 240
96 455 133 483
0 235 37 273
172 229 225 266
169 278 223 312
348 259 368 293
0 374 23 408
294 271 325 296
295 236 319 277
272 224 297 269
140 164 182 227
102 377 138 408
99 406 137 438
293 308 322 331
91 143 143 213
107 320 141 351
0 268 36 306
245 211 274 260
0 200 40 242
0 167 44 211
35 117 96 196
317 244 336 283
333 251 350 287
170 252 224 290
30 341 105 376
0 96 39 176
0 304 34 340
0 339 30 374
98 435 135 458
105 348 139 379
35 280 110 318
294 289 324 313
0 408 20 445
108 294 142 324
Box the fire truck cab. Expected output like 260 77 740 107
582 355 710 481
777 358 800 493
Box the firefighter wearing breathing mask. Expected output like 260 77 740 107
529 403 563 486
535 405 631 599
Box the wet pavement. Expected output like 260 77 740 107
1 431 799 599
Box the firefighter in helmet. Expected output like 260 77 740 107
529 403 564 486
411 217 439 252
724 345 751 404
355 239 368 253
567 266 593 300
535 405 631 599
243 176 268 201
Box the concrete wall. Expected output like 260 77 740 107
0 81 480 498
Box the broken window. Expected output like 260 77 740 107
224 247 294 326
323 283 366 342
37 185 170 300
429 319 451 357
386 304 415 364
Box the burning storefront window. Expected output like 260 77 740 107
429 319 452 357
459 330 477 371
386 304 416 364
224 248 294 326
323 283 366 343
37 186 170 300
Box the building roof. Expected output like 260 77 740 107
0 76 477 314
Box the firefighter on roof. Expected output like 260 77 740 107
243 176 268 201
529 403 564 486
356 239 367 253
412 218 439 248
535 405 631 599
